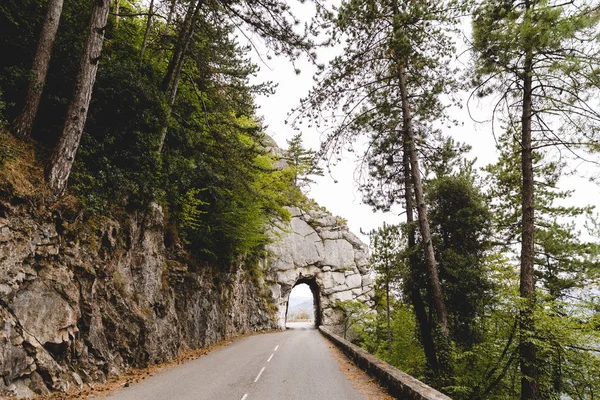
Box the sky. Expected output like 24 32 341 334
245 17 493 246
244 3 600 244
245 2 600 298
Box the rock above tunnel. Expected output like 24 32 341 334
266 206 373 333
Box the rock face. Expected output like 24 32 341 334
267 206 374 334
0 191 373 397
0 197 275 397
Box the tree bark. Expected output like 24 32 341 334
139 0 155 63
11 0 64 139
519 24 539 399
385 258 392 359
161 0 196 92
158 0 205 153
114 0 120 29
157 0 177 58
397 62 449 336
403 136 439 374
46 0 111 196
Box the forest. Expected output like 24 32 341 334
0 0 599 399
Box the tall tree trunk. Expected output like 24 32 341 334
139 0 155 63
385 259 392 359
158 0 205 153
161 0 196 92
403 128 439 375
157 0 177 58
164 0 177 38
520 32 538 400
114 0 120 29
46 0 111 196
11 0 64 139
397 62 449 336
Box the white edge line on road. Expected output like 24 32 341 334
241 394 248 400
254 367 266 382
274 345 279 352
267 354 274 362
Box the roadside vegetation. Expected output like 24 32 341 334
0 0 321 268
1 0 600 399
307 1 600 399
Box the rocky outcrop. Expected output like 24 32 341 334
0 185 373 397
267 206 374 334
0 198 275 398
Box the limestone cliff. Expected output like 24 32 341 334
0 187 372 398
0 197 275 398
267 206 374 334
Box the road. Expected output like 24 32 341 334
100 322 388 400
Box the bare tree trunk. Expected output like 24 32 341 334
385 259 392 359
158 0 205 153
403 127 439 375
46 0 111 196
520 31 539 400
164 0 177 37
11 0 64 139
157 0 177 58
161 0 196 92
397 62 449 336
139 0 155 63
114 0 121 29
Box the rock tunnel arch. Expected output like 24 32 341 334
285 277 322 327
267 207 375 334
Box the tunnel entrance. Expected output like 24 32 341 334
285 278 321 328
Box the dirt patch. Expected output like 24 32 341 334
0 130 47 198
326 337 395 400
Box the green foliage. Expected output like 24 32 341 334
179 188 209 234
426 171 493 347
70 37 166 213
358 290 427 378
0 0 297 267
447 266 600 399
370 223 404 283
485 131 600 299
285 132 323 193
0 0 44 120
335 299 374 340
481 129 600 398
0 131 15 167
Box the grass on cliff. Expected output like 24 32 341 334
0 129 47 198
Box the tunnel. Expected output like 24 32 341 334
285 277 322 328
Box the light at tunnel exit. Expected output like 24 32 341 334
286 283 315 325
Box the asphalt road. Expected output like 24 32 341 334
100 322 376 400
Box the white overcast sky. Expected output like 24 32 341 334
245 2 599 247
242 1 600 300
245 3 494 246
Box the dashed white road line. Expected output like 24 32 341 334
254 367 266 383
274 345 279 352
240 394 248 400
267 354 274 362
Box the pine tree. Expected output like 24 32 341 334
47 0 111 195
285 132 323 191
157 0 317 152
472 1 600 397
293 1 468 377
11 0 64 139
370 223 403 358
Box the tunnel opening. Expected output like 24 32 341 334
285 277 322 328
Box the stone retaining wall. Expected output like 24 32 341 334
319 326 452 400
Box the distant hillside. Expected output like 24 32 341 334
287 297 314 321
